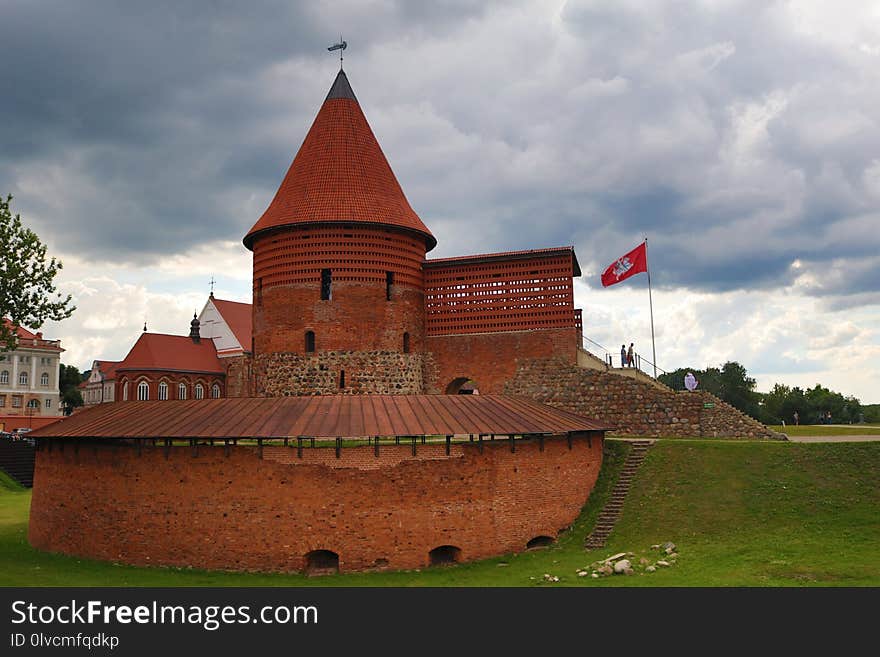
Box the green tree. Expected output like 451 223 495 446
0 194 75 350
59 364 84 411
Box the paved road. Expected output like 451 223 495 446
783 434 880 443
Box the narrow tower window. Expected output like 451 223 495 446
386 271 394 301
403 332 410 353
305 331 316 353
339 370 345 389
256 277 263 306
321 269 332 300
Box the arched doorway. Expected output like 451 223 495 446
444 378 480 395
303 549 339 575
526 535 554 550
429 545 462 566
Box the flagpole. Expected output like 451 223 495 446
645 237 657 378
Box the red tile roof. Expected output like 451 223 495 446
3 319 36 340
243 70 436 252
211 298 252 352
2 318 63 351
31 395 608 439
94 360 121 380
424 246 582 276
116 333 223 375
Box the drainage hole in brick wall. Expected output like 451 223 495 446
526 535 554 550
304 549 339 576
429 545 462 566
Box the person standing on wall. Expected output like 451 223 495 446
620 344 627 368
627 343 635 367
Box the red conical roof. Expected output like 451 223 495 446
243 70 436 251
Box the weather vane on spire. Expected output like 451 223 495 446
328 36 347 70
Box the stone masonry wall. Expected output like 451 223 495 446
256 351 425 396
29 435 603 573
504 359 778 439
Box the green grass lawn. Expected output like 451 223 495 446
1 440 878 586
768 424 880 436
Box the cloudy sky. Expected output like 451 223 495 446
2 0 879 403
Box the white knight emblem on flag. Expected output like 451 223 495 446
613 257 633 280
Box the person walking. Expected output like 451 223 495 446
627 343 634 368
793 411 799 426
620 345 627 368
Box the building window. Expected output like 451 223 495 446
19 372 28 386
158 381 169 400
178 383 187 400
321 268 332 300
211 384 221 399
12 395 22 408
195 383 204 400
45 399 51 408
137 381 149 401
0 370 7 384
403 332 410 353
122 381 129 401
386 271 394 301
0 395 5 407
27 399 39 409
305 331 316 353
40 372 49 387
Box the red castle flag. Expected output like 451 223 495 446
601 241 648 287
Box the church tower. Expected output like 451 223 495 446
244 70 436 395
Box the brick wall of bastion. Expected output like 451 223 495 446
423 328 578 394
255 352 424 395
28 435 602 573
504 359 778 439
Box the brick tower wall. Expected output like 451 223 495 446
251 224 427 395
29 435 603 574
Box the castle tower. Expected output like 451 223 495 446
244 70 436 395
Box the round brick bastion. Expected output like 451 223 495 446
27 396 606 575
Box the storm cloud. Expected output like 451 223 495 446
2 1 879 400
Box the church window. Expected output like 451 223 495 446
195 383 204 400
178 383 187 400
212 384 221 398
137 381 149 401
158 381 169 400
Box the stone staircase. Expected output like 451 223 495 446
584 440 653 549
